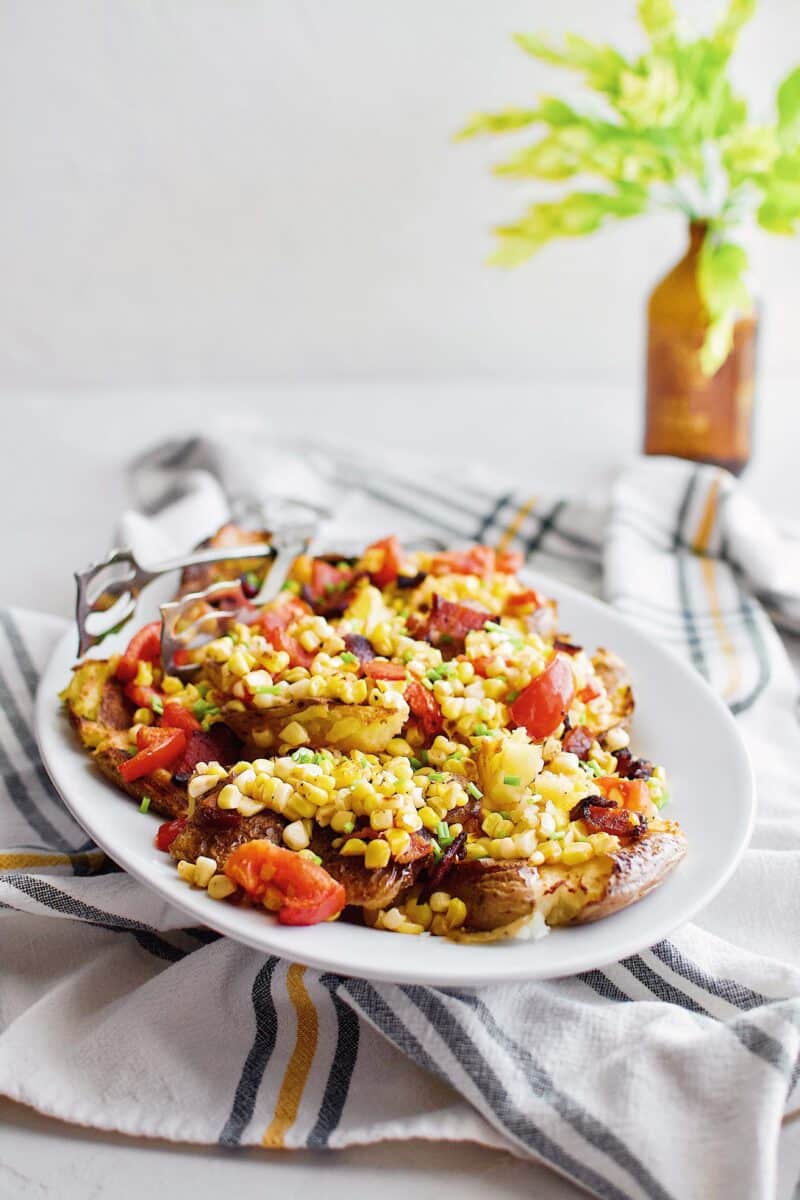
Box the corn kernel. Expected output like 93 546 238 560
218 783 242 810
340 837 368 857
446 898 467 929
283 820 311 851
561 842 594 866
177 860 196 885
330 811 356 834
194 855 217 888
385 829 411 858
429 891 451 913
134 660 154 688
208 874 237 901
380 907 405 931
162 675 183 695
369 808 394 832
364 839 391 869
133 707 153 726
280 721 310 748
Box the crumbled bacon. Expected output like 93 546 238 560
404 681 444 737
343 633 376 665
562 725 593 760
171 724 241 782
410 594 491 656
553 637 582 656
569 797 647 840
419 830 467 899
613 748 655 780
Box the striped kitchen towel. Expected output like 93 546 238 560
1 440 799 1200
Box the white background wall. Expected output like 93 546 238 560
2 0 799 391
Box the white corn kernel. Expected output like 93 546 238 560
283 820 311 851
208 874 237 901
194 856 217 888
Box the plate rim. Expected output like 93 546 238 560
34 567 756 986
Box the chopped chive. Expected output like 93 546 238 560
255 684 283 694
343 821 355 834
431 840 443 863
506 689 520 703
409 757 423 770
127 747 138 758
473 723 489 737
139 795 151 814
291 748 315 763
428 771 444 782
439 833 455 848
340 651 358 664
466 782 483 800
244 571 260 591
150 695 164 715
503 775 521 787
435 821 449 840
419 750 429 765
583 760 602 777
281 579 301 594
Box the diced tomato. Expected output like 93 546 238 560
160 702 201 733
495 549 524 574
413 594 491 654
562 724 593 760
255 595 314 669
155 816 188 851
596 776 653 814
509 655 575 741
116 621 162 683
365 536 402 589
123 682 162 711
119 727 187 783
363 660 406 680
405 680 444 738
224 839 346 926
506 588 544 613
171 725 241 777
578 682 602 703
471 655 496 678
430 545 496 578
309 559 354 604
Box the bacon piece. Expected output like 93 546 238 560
506 589 545 614
412 594 491 656
562 725 593 761
613 748 655 780
419 830 467 899
171 724 241 782
569 797 647 840
553 637 582 656
343 633 376 665
405 681 444 738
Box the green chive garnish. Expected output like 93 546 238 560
291 748 315 763
151 695 164 715
503 775 521 787
409 757 423 770
139 795 151 814
281 579 301 593
255 684 283 694
466 782 483 800
340 651 358 664
506 689 520 703
431 840 443 863
428 771 445 782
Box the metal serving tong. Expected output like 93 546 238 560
75 524 317 673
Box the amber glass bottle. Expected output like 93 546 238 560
644 221 758 474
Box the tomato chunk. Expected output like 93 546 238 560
123 682 161 711
160 702 201 733
578 682 602 703
405 680 444 737
365 536 402 589
430 545 495 577
309 559 355 605
596 776 653 814
509 655 575 741
119 727 187 783
255 595 314 668
363 660 406 680
116 621 162 683
569 799 647 840
495 549 524 574
224 840 346 925
171 725 241 777
506 588 544 614
155 817 188 852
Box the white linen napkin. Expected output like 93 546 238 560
1 441 799 1200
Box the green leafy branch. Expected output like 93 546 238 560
458 0 800 374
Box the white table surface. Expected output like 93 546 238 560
1 381 797 1199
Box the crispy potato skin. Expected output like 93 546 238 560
221 697 408 756
310 827 425 910
443 829 686 935
169 809 285 864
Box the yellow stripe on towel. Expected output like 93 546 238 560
0 852 73 870
496 496 538 552
693 476 742 701
262 963 319 1148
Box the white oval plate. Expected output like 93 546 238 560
35 571 755 987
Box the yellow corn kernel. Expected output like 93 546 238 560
283 820 310 851
161 674 183 695
134 660 154 688
430 914 449 937
340 837 368 857
236 796 266 818
395 920 425 935
217 783 242 810
397 809 423 833
330 810 356 834
176 860 196 885
364 839 391 870
194 856 217 889
446 898 467 929
465 841 488 860
540 840 563 863
561 842 594 866
369 808 394 832
227 649 253 678
380 907 405 931
418 805 440 832
588 832 620 855
429 891 451 913
386 737 414 757
456 660 475 684
133 707 153 726
208 874 237 901
280 721 310 748
384 828 411 858
404 899 432 930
